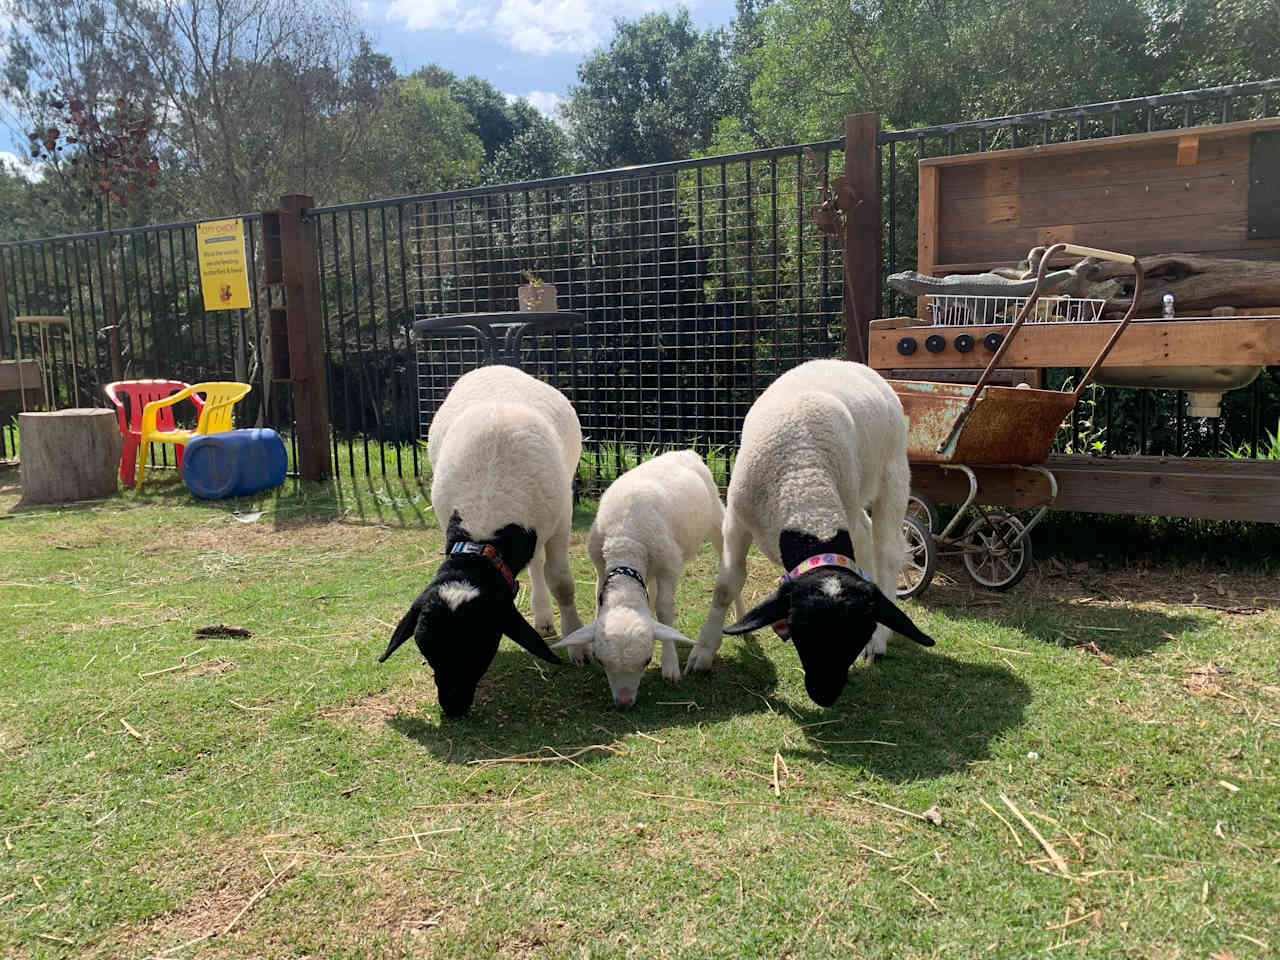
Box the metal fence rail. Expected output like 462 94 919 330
878 79 1280 459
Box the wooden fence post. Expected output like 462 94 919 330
276 194 332 482
843 112 882 364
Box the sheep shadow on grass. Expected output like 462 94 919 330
920 575 1206 659
780 641 1032 781
386 631 780 765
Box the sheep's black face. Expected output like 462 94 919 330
414 588 504 717
722 528 934 708
376 515 561 717
788 571 879 706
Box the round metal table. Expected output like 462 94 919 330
411 311 584 367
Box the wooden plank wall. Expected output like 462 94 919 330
919 118 1280 275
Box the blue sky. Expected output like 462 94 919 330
358 0 738 118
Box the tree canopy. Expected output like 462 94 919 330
0 0 1275 238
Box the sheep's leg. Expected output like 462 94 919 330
863 458 911 661
655 576 681 683
688 513 751 674
527 544 557 638
543 525 584 639
711 515 747 620
591 557 606 617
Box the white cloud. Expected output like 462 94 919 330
503 89 563 120
0 151 42 182
386 0 664 55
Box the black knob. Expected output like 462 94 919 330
983 332 1005 352
954 334 975 353
925 334 946 353
896 336 917 356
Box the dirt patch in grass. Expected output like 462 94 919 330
319 687 434 732
495 920 571 958
182 657 237 679
0 725 27 758
1181 661 1234 696
101 843 276 956
176 516 413 557
96 842 464 960
1037 563 1280 611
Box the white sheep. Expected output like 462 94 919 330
687 358 934 706
377 365 583 716
552 450 744 707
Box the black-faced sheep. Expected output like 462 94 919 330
687 359 933 706
377 365 582 716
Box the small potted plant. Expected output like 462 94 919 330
518 270 557 312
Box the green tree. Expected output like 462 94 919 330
562 9 740 168
355 76 485 196
444 75 571 183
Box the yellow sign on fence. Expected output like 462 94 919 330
196 218 251 311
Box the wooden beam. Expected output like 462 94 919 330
917 164 940 321
869 316 1280 370
910 455 1280 523
278 195 332 483
843 112 881 361
917 117 1280 168
1177 134 1200 166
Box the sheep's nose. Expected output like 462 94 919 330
614 690 636 708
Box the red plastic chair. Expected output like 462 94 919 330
104 380 205 487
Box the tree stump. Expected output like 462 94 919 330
18 409 122 504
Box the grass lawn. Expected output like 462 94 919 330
0 468 1277 959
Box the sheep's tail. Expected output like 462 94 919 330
378 596 423 663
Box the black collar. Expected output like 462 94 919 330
599 565 647 605
448 540 519 596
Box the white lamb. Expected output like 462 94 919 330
377 365 583 716
553 450 743 708
687 358 934 706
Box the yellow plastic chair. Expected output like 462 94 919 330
136 381 252 486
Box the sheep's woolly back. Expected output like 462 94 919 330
591 450 722 572
727 359 907 565
427 365 581 540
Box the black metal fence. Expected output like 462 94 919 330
879 79 1280 459
3 80 1280 483
0 216 298 470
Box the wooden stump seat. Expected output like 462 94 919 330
18 408 122 504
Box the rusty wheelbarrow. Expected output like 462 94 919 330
892 242 1144 596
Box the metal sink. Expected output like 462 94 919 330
1093 365 1263 417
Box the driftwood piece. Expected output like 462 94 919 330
886 268 1077 298
1095 253 1280 314
18 408 121 504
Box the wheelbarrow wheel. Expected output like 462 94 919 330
907 490 939 532
897 513 936 600
961 511 1032 591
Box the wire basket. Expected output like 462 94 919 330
926 294 1106 326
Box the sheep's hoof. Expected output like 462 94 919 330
534 619 557 637
662 661 682 684
683 646 716 674
567 646 591 666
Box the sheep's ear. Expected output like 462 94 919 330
378 593 425 663
652 621 696 646
551 621 596 650
724 591 790 635
871 586 934 647
503 604 564 664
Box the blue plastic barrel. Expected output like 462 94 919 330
181 428 288 500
